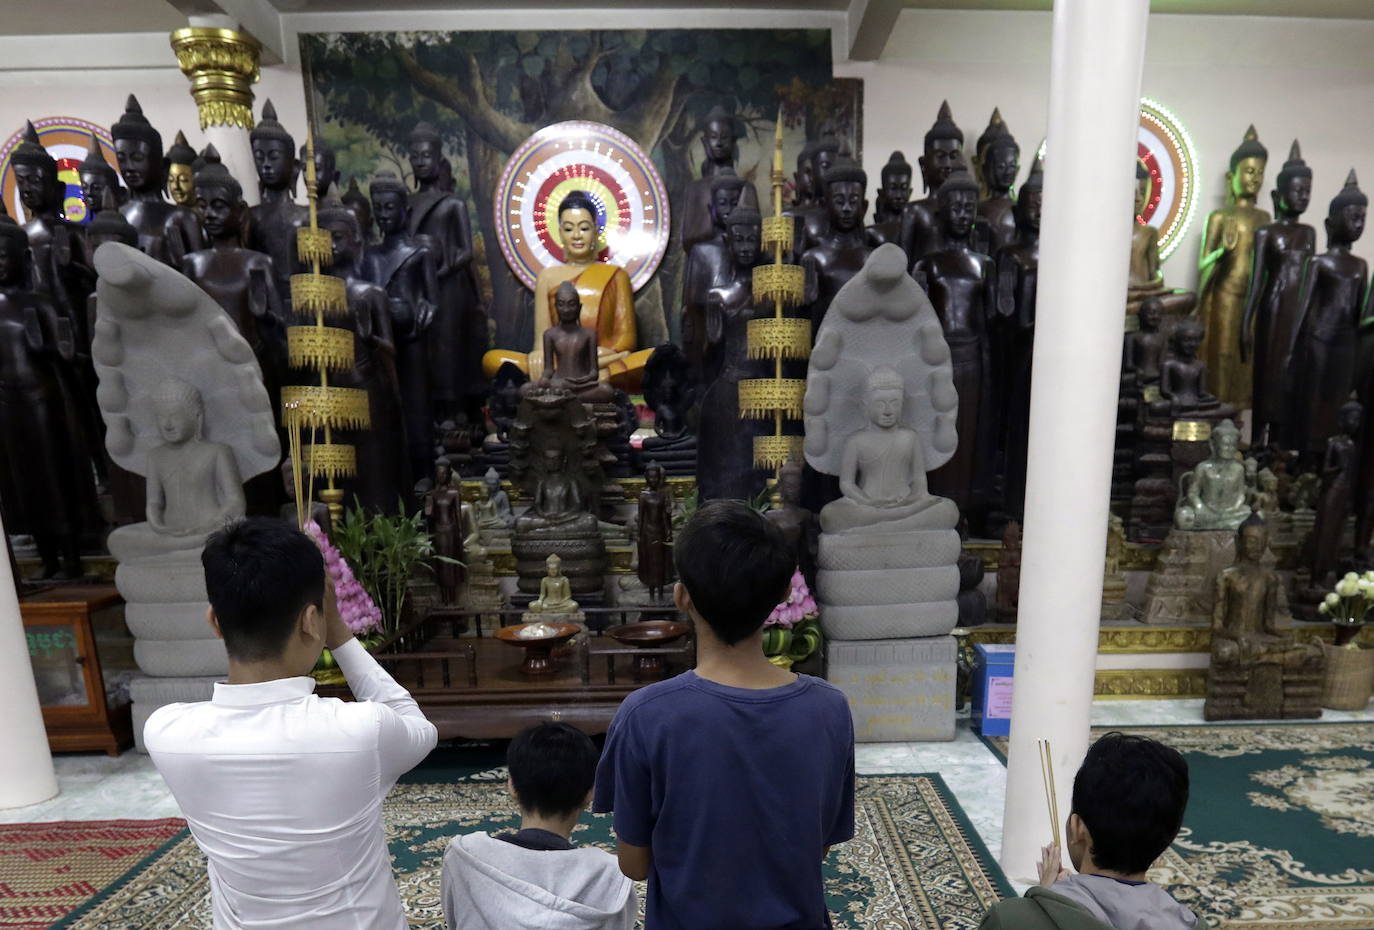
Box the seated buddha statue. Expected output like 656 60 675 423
1127 161 1195 317
528 553 579 613
1174 419 1251 531
1155 318 1238 421
483 190 652 390
819 367 960 535
527 281 615 403
515 448 599 536
1205 514 1322 720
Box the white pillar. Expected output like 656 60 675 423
0 517 59 809
186 13 260 208
999 0 1148 880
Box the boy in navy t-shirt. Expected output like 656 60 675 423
594 501 856 930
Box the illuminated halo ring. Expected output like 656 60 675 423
494 120 670 292
1034 97 1199 262
0 117 117 225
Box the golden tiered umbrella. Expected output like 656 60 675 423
282 130 370 527
740 112 809 469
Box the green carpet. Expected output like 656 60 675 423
52 749 1011 929
983 724 1374 929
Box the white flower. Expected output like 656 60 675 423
1319 602 1330 615
1364 570 1374 583
1325 592 1342 607
1336 576 1360 598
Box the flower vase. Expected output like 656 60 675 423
1322 641 1374 710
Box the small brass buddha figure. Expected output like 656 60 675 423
1287 170 1366 463
424 455 463 605
1242 140 1315 447
866 151 912 248
529 554 578 614
474 466 514 540
636 461 674 601
899 101 964 268
166 130 197 208
1197 126 1271 407
1174 419 1251 531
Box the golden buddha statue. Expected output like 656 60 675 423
1128 161 1195 317
483 189 651 390
528 554 579 614
1197 126 1271 408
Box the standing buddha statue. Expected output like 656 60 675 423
79 135 123 217
111 95 203 267
1197 125 1270 408
790 136 841 255
972 108 1020 256
1242 140 1315 447
801 157 871 340
246 99 307 304
679 105 759 253
899 101 965 270
865 151 912 248
166 130 197 208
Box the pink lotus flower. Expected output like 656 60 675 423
305 520 383 635
765 570 820 630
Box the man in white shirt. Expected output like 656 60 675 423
145 517 438 930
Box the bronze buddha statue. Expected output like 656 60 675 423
899 101 964 269
533 281 616 404
246 99 308 304
1197 126 1270 407
79 135 123 217
1243 140 1316 447
791 136 841 255
802 157 871 339
680 105 759 253
166 130 197 208
111 95 203 267
681 171 749 379
995 155 1042 522
1287 170 1367 462
972 108 1019 256
1307 397 1361 585
866 151 912 248
1127 161 1194 316
341 176 373 238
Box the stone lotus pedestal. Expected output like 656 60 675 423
1141 528 1236 624
108 526 226 751
825 636 957 741
512 523 608 601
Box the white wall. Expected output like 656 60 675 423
844 8 1374 285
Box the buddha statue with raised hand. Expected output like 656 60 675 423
1287 170 1367 462
899 101 964 268
1242 140 1315 447
1197 126 1270 407
866 151 912 248
111 96 203 267
681 171 748 376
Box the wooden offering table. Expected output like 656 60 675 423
317 607 696 739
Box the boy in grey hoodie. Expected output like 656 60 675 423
980 732 1199 930
443 723 636 930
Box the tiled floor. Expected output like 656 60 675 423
3 699 1370 876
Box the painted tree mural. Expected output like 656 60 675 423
301 29 860 352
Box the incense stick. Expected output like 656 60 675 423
1038 738 1062 849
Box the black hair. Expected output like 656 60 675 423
557 190 600 223
673 500 793 646
202 517 326 662
1071 732 1189 874
507 722 600 817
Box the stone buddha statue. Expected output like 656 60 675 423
912 161 995 523
681 171 749 376
696 207 765 502
1197 126 1271 407
804 243 962 640
866 151 912 248
1126 161 1195 317
341 177 373 238
111 95 203 267
680 105 759 253
181 160 287 420
363 169 439 484
899 101 964 269
166 130 197 208
311 203 410 513
972 108 1019 256
820 367 960 535
245 99 307 303
529 554 578 614
802 157 871 339
79 135 123 217
143 378 246 539
0 214 94 578
474 466 514 543
533 281 616 404
1288 170 1367 463
1307 397 1361 586
1174 419 1250 531
406 122 486 419
516 447 599 533
1242 140 1315 447
1205 514 1322 721
995 154 1043 522
484 190 647 389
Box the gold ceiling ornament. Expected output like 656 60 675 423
741 110 809 468
746 317 811 361
297 228 333 267
289 273 348 316
287 325 354 372
300 442 357 481
168 26 262 131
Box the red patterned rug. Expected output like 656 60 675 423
0 819 186 930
